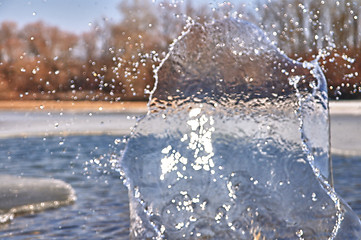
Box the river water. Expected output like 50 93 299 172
0 129 359 239
0 135 130 239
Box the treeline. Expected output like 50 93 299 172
0 0 360 101
254 0 361 99
0 1 162 101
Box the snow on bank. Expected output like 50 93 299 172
0 175 76 223
0 101 360 156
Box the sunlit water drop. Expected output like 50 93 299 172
121 18 361 239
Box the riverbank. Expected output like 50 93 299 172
0 100 360 156
0 99 359 113
329 100 361 156
329 100 361 115
0 99 360 114
0 100 148 113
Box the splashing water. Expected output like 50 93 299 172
121 18 361 239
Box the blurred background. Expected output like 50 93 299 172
0 0 361 102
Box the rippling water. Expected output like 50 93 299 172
0 135 130 239
0 135 359 239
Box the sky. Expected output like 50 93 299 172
0 0 251 33
0 0 122 33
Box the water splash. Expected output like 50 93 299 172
121 18 361 239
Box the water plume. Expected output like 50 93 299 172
122 18 361 239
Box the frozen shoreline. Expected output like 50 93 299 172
329 100 361 115
0 175 76 224
0 111 141 138
0 100 360 156
329 100 361 156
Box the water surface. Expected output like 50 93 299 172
0 135 359 239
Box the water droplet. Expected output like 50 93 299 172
312 192 317 202
296 229 304 237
